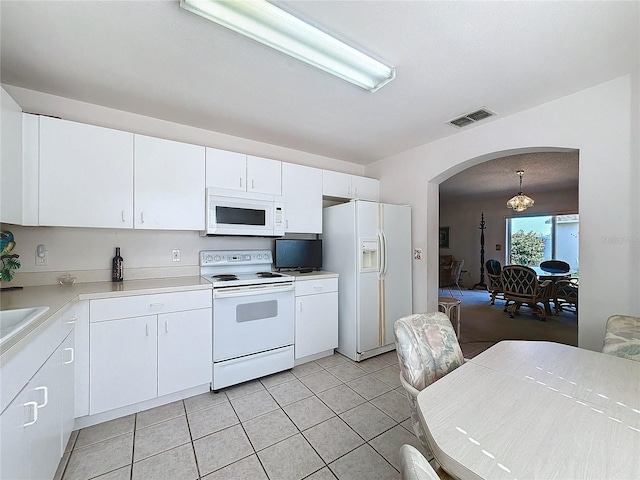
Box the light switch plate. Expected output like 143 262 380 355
414 248 422 260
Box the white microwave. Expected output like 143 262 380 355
205 188 285 236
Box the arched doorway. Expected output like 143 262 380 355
437 150 579 357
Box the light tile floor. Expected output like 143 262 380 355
56 351 439 480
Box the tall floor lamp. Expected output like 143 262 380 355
472 212 488 290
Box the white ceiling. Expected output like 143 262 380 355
1 1 638 167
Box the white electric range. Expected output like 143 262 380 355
200 250 295 390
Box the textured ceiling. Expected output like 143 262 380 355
1 1 638 164
439 152 579 202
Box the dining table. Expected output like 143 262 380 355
416 341 640 480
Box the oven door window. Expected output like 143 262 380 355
216 206 266 226
237 300 278 322
213 289 294 362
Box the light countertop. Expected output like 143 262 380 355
1 276 211 355
285 271 338 280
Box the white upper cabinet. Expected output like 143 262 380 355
281 163 322 233
322 170 379 201
134 135 205 230
206 148 281 195
39 117 134 228
247 155 281 195
205 147 247 192
351 175 379 201
1 87 22 225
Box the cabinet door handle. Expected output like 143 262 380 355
67 316 77 324
146 323 149 336
122 210 126 223
354 187 358 197
35 386 48 408
299 300 303 312
165 320 169 333
23 401 38 426
251 179 255 190
64 347 74 364
286 219 289 229
239 177 243 188
141 211 145 224
348 186 351 196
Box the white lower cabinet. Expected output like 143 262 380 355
0 330 72 480
88 290 212 415
90 315 158 415
294 276 339 359
158 309 212 397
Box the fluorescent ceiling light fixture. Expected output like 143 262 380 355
180 0 396 92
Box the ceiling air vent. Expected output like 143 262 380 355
447 108 495 128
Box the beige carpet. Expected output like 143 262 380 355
445 289 578 358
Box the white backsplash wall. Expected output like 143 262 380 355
2 224 273 285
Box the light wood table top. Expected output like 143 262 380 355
416 341 640 480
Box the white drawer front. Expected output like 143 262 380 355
90 290 211 322
295 277 338 296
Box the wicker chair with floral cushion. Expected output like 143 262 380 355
602 315 640 361
501 265 553 320
399 445 442 480
393 312 464 452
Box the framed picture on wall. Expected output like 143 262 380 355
439 227 450 249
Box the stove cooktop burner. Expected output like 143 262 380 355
211 274 238 281
256 272 282 278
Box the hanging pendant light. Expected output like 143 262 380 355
506 170 535 212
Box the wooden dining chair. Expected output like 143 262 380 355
393 312 464 453
501 265 553 320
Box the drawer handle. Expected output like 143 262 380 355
35 386 48 408
67 316 77 324
149 302 165 307
313 285 322 290
24 401 38 426
64 347 74 364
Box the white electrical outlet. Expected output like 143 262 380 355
35 244 48 266
414 248 422 260
172 249 181 262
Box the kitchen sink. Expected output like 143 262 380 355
0 306 50 346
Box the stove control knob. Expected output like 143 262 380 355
244 255 251 260
213 255 221 261
205 255 213 263
257 254 262 259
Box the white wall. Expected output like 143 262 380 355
440 189 579 286
367 74 640 352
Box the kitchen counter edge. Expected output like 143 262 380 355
1 276 212 356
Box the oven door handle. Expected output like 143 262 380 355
213 284 294 298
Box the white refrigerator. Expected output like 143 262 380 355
322 200 412 361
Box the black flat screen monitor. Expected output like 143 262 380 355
275 239 322 271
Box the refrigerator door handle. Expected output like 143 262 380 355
381 230 389 276
377 231 387 277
